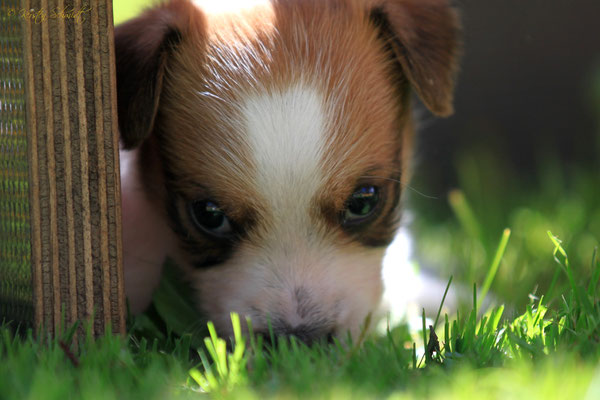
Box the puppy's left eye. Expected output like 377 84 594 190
342 185 380 225
188 200 233 237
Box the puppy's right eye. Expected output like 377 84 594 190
342 185 380 226
188 200 233 238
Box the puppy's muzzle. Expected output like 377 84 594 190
248 286 340 345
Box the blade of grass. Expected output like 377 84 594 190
433 276 453 331
549 232 595 317
548 231 577 294
230 313 245 362
479 228 511 311
444 314 450 353
422 308 429 365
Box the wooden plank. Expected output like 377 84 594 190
13 0 125 336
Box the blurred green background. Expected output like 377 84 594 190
405 0 600 310
113 0 147 25
113 1 600 311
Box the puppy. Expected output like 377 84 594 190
116 0 460 342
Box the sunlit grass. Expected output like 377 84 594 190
3 227 598 398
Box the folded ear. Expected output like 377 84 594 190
369 0 461 116
114 0 205 149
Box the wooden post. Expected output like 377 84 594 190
0 0 125 337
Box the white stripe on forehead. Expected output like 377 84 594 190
242 83 328 230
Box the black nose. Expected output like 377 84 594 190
256 324 336 346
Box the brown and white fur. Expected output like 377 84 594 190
116 0 460 342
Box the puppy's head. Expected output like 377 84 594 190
116 0 460 342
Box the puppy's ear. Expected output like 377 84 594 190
114 0 205 149
370 0 461 116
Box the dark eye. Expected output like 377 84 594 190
188 200 233 237
342 186 380 225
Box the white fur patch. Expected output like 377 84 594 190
242 83 327 230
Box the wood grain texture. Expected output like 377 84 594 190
20 0 125 336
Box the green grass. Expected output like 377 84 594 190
2 221 599 399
